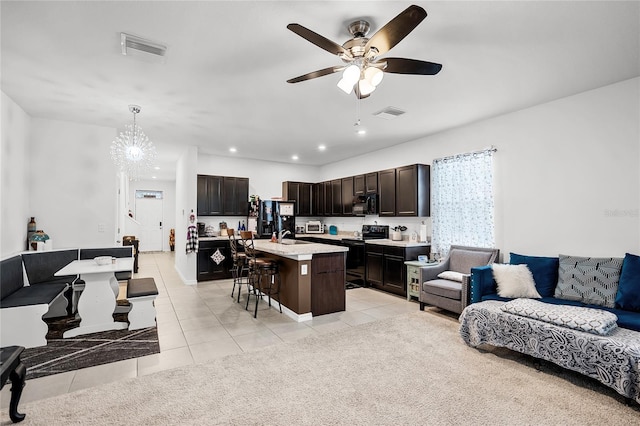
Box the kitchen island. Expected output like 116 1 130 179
250 239 348 321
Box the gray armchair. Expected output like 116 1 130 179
419 245 499 314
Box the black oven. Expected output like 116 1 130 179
343 225 389 288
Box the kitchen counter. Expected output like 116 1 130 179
297 233 430 248
253 239 347 261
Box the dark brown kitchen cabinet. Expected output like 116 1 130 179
366 244 430 297
197 240 233 281
323 181 332 215
378 168 396 216
223 177 249 216
331 179 342 216
396 164 430 217
354 175 365 195
197 175 223 216
313 182 325 216
365 172 378 194
311 253 346 316
282 181 313 216
341 176 353 215
197 174 248 216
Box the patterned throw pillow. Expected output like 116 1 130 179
554 255 623 308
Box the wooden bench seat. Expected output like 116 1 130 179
126 278 158 330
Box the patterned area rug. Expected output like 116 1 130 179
22 312 160 380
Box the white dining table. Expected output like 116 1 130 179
55 257 134 338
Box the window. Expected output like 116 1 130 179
431 149 496 256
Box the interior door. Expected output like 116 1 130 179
135 196 163 252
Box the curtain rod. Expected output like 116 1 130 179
433 146 497 163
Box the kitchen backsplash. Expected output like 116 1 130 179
196 214 431 241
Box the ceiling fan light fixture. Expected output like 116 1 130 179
337 77 354 94
364 67 384 86
358 79 376 96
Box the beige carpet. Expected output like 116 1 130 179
3 310 639 425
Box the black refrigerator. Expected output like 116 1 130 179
255 200 296 239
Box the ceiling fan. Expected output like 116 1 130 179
286 4 442 99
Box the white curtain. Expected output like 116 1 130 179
431 149 495 257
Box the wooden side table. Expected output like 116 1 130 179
1 345 26 423
405 261 428 301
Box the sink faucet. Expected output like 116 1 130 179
278 230 291 243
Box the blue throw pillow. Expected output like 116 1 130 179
615 253 640 312
509 253 559 297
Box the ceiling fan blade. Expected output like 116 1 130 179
383 58 442 75
365 5 427 56
287 23 350 57
287 66 343 83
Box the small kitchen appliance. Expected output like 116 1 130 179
305 221 324 234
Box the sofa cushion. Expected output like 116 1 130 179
614 253 640 312
423 279 461 300
449 249 495 274
509 253 559 297
554 255 623 308
492 264 541 299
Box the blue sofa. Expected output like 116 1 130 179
460 252 640 404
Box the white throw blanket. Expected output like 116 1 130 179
500 298 618 335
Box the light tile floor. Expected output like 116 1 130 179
1 251 419 409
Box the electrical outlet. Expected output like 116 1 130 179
301 264 308 275
98 223 106 233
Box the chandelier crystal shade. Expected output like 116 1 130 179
110 105 157 181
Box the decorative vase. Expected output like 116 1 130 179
28 217 36 232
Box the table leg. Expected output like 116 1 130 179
9 361 26 423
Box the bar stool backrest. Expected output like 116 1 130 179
239 231 258 267
226 228 240 260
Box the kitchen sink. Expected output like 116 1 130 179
280 239 310 245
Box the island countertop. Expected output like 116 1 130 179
252 239 347 261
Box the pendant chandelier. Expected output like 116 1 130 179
110 105 157 181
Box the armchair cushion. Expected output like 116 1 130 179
437 271 464 282
449 249 497 274
422 279 462 300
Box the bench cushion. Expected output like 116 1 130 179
0 283 68 308
22 249 78 285
0 256 24 301
127 278 158 298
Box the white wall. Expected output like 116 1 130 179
1 92 31 257
128 179 176 252
197 155 320 200
28 117 119 249
174 146 198 284
322 78 640 258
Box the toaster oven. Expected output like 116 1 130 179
305 221 324 234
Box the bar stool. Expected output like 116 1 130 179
226 229 248 303
239 231 282 318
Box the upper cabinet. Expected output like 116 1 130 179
282 181 313 216
198 174 249 216
379 165 430 217
396 164 430 217
281 164 429 218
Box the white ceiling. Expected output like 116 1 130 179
2 1 639 180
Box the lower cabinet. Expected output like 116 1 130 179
311 253 346 316
197 240 233 281
365 244 430 297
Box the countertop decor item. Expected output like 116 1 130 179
329 225 338 235
29 230 49 250
110 105 157 181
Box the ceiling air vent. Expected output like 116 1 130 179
373 107 406 120
121 33 167 57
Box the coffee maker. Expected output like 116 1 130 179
197 222 206 237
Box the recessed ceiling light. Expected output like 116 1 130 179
291 155 299 160
154 166 160 170
356 129 366 136
318 145 326 151
229 147 237 153
152 176 157 179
